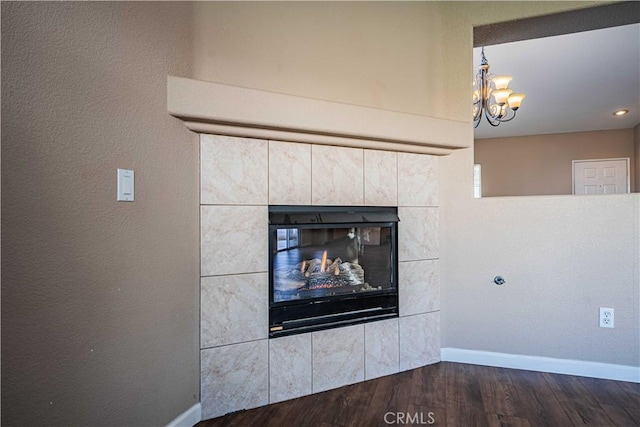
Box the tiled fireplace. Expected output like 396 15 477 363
167 75 465 420
199 134 441 419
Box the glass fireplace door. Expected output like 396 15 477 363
268 206 399 337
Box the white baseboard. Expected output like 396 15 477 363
166 403 201 427
441 348 640 383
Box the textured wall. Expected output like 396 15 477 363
441 148 639 366
1 3 199 426
3 2 635 425
475 128 636 196
192 2 446 118
635 124 640 192
438 1 639 367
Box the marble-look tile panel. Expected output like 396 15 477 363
269 333 312 403
311 145 364 206
269 141 312 205
201 273 268 348
200 340 269 420
365 318 400 380
399 260 440 317
312 324 364 393
364 150 398 206
200 135 268 205
398 207 439 262
201 205 268 276
398 153 438 207
399 312 440 372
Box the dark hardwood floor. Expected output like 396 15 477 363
196 362 640 426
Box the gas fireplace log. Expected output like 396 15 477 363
274 258 365 291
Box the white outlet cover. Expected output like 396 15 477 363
599 307 614 328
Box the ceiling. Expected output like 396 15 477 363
473 23 640 139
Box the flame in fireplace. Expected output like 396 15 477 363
320 250 327 272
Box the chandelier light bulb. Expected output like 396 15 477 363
507 93 526 110
492 75 512 90
493 89 513 105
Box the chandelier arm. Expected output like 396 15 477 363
484 98 506 124
497 109 517 123
483 106 502 127
473 89 483 127
473 103 482 123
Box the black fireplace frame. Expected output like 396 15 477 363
268 205 399 338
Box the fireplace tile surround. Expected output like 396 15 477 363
200 273 268 348
364 318 401 380
311 144 364 205
312 324 366 393
199 134 440 420
268 333 312 403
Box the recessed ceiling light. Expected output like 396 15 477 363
613 109 629 116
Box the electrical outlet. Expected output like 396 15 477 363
599 307 614 328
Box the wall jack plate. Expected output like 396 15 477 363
599 307 614 328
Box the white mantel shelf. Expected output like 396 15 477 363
167 76 472 155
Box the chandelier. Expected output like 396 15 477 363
473 47 525 128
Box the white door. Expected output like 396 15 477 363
573 158 629 195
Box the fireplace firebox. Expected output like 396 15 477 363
269 206 399 337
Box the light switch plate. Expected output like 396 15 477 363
117 169 134 201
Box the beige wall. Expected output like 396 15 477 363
475 128 636 196
192 1 446 117
438 1 639 367
2 3 199 426
635 123 640 191
3 2 638 425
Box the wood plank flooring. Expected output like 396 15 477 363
196 362 640 426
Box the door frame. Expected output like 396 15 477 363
571 157 630 195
